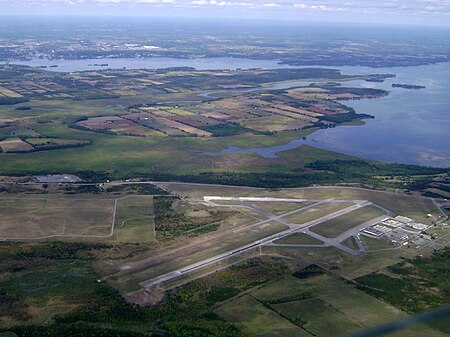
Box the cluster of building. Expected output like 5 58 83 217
361 215 430 244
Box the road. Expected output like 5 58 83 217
268 215 390 255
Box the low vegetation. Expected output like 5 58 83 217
153 196 225 239
0 242 290 337
355 249 450 334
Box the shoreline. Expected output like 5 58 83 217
3 57 450 72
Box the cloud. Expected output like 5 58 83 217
3 0 450 24
263 3 281 7
190 0 252 6
136 0 176 3
95 0 124 3
294 3 332 11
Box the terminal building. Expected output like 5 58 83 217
362 227 384 237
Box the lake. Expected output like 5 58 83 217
7 57 290 72
7 57 450 167
201 62 450 168
302 63 450 167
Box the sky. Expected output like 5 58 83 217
1 0 450 26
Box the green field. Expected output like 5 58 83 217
1 238 448 337
113 196 155 243
245 201 311 216
162 184 444 225
0 66 447 195
112 221 289 292
273 233 323 245
360 235 397 251
215 295 310 337
0 196 115 239
0 257 99 327
272 298 360 337
220 271 448 337
0 332 17 337
341 236 359 250
354 249 450 334
282 201 355 225
1 36 450 337
309 205 386 238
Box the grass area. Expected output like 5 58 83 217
216 295 310 337
1 260 96 300
309 205 386 238
1 124 444 193
113 196 155 243
360 235 397 251
244 201 311 216
1 239 448 337
0 196 114 239
0 241 294 336
272 298 360 337
341 236 359 250
354 249 450 334
112 221 289 292
252 273 395 327
263 242 416 281
0 243 108 329
282 201 355 225
24 137 89 148
0 332 17 337
0 76 354 180
248 270 446 337
273 233 323 245
153 196 228 240
0 66 447 194
162 184 444 224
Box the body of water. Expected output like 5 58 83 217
302 63 450 167
6 57 289 72
6 57 450 167
202 62 450 168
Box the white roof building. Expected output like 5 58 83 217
395 216 414 224
410 223 429 231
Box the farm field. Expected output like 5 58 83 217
1 18 450 337
0 87 23 98
1 65 426 188
0 139 34 153
218 270 447 337
215 295 310 337
24 138 89 149
76 116 163 137
354 250 450 334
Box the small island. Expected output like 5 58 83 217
392 83 426 89
365 74 396 83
